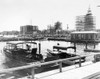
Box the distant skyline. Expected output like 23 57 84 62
0 0 100 32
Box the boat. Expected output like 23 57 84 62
44 45 86 65
3 41 43 62
3 41 86 67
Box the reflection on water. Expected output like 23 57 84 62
0 42 31 78
0 41 99 78
2 58 31 78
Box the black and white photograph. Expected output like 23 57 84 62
0 0 100 79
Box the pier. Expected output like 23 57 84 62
0 54 97 79
32 61 100 79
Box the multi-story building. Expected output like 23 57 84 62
76 15 85 31
20 25 38 37
76 7 96 31
71 7 98 43
84 8 96 31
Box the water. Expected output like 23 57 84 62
0 41 99 79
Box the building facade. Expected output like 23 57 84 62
76 7 96 31
71 31 99 42
20 25 38 37
84 8 96 31
76 15 85 31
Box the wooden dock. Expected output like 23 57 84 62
19 61 100 79
0 55 97 79
84 49 100 52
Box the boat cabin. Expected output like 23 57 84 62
3 41 43 62
71 31 99 42
4 41 37 51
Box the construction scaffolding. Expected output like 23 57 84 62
76 15 85 31
76 8 96 31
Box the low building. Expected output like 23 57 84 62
71 31 99 42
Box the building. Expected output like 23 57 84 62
20 25 38 37
76 15 85 31
72 7 98 43
33 26 38 31
76 7 96 31
71 31 99 42
84 8 96 31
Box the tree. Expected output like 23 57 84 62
54 21 62 31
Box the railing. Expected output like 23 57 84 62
83 71 100 79
0 55 93 79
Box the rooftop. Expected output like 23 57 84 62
71 31 98 34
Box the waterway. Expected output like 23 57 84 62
0 40 99 79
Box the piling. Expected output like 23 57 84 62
74 43 76 52
85 43 88 49
74 43 76 47
79 57 82 67
59 62 62 72
94 43 96 49
39 43 41 54
31 67 35 79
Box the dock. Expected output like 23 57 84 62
0 55 99 79
19 61 100 79
84 49 100 52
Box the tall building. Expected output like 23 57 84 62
76 7 96 31
84 7 96 31
20 25 38 36
76 15 85 31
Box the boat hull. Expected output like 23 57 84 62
3 49 42 63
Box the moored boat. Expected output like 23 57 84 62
3 41 43 62
45 45 86 65
3 41 86 69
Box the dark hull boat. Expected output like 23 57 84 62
3 41 43 63
3 41 87 76
3 41 86 70
45 45 86 65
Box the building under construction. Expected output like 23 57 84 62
76 8 96 31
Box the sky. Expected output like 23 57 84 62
0 0 100 32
